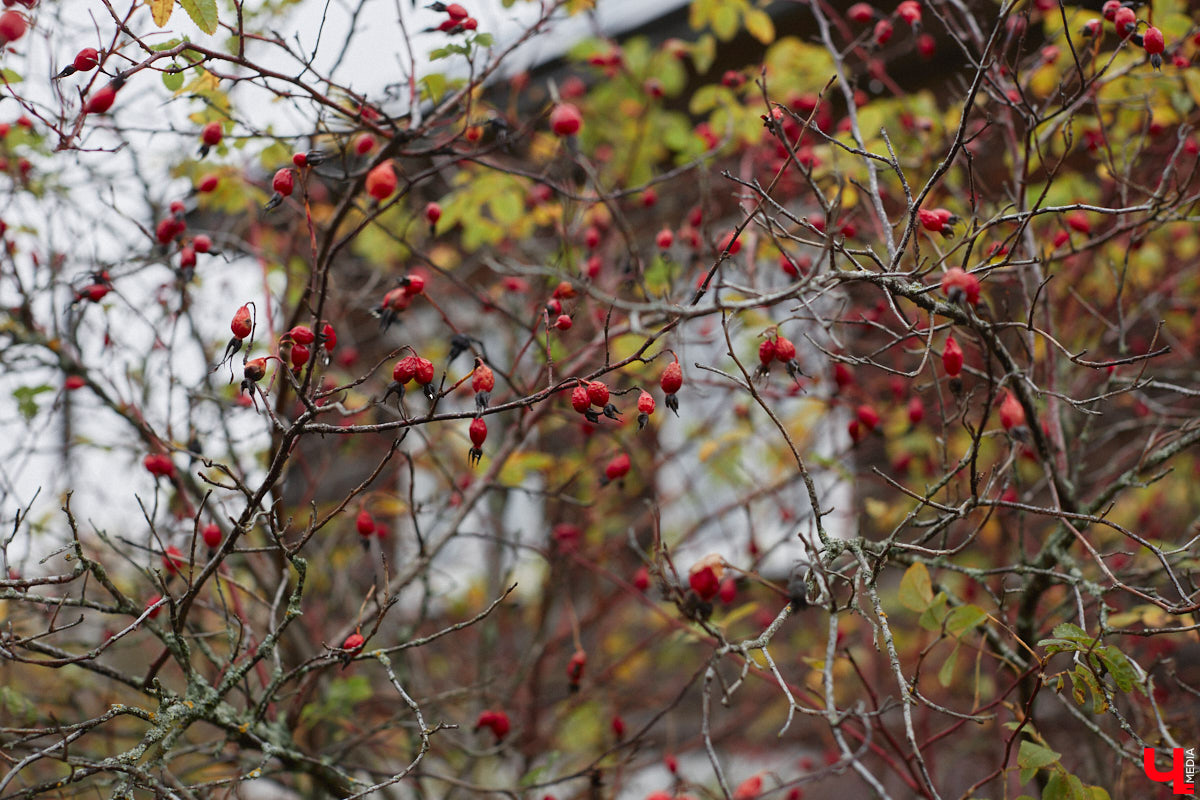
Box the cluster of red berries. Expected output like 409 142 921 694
72 269 113 305
386 350 437 403
757 331 803 380
847 0 931 56
378 273 426 330
143 452 176 480
474 709 510 741
918 207 956 235
428 2 478 34
1085 2 1167 69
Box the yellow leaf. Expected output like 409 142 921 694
744 8 775 45
149 0 173 26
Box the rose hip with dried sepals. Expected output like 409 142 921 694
468 417 487 466
472 359 494 410
570 383 591 414
940 267 980 306
660 356 682 416
240 357 268 396
637 390 655 430
265 168 294 211
566 649 586 691
757 338 776 375
340 632 365 667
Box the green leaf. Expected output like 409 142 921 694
1017 740 1061 773
0 686 36 723
179 0 219 34
1096 645 1142 694
472 32 494 48
0 68 22 84
918 591 948 631
488 191 523 225
162 67 184 92
937 643 959 687
1044 771 1088 800
150 38 183 51
13 385 52 421
711 4 738 41
945 604 987 637
898 563 934 611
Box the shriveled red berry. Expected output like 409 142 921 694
201 121 223 147
366 161 397 201
940 267 980 305
393 355 418 384
566 649 587 685
289 325 315 345
230 304 252 339
907 396 925 425
161 545 185 574
999 391 1027 433
472 363 494 393
634 565 650 591
604 452 631 481
774 335 797 362
571 384 590 413
425 201 442 225
942 335 963 377
414 357 435 385
1113 6 1135 36
321 323 336 351
550 103 583 137
1143 26 1165 55
897 0 921 26
0 10 26 45
469 417 487 448
290 343 310 369
873 19 893 45
475 710 510 740
689 564 720 601
758 339 776 366
847 2 874 23
273 168 294 196
637 390 656 415
587 381 609 407
660 360 682 394
83 83 119 114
